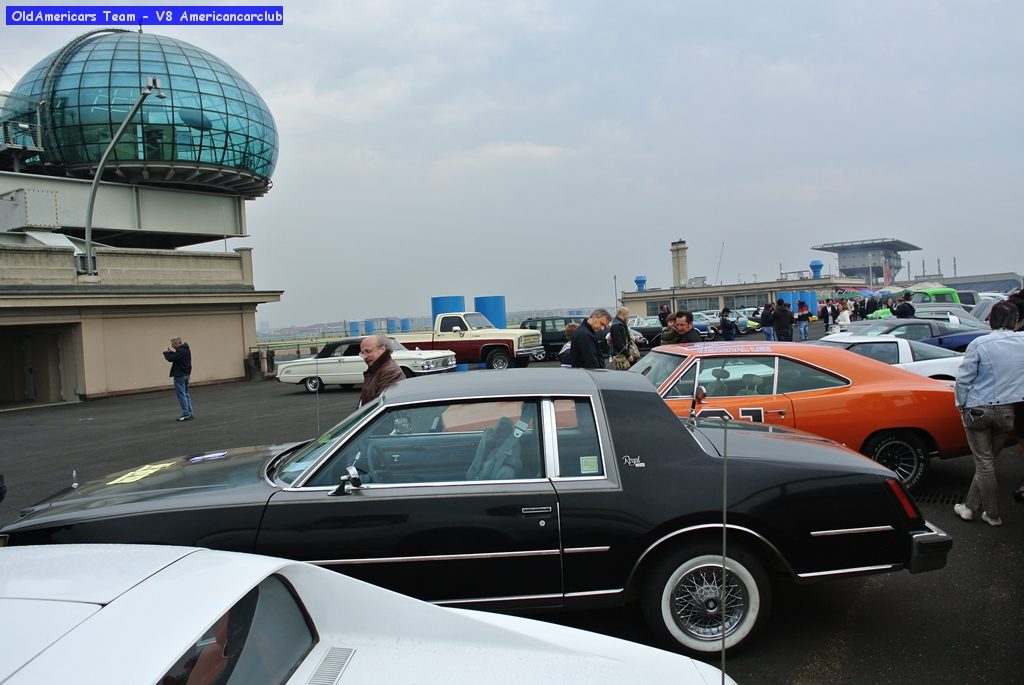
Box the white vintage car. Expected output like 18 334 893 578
276 337 457 393
814 334 964 380
0 545 734 685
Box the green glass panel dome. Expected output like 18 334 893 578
9 29 277 197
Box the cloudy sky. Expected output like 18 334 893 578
2 1 1021 326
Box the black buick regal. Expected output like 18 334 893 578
0 369 951 655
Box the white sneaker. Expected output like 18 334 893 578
981 512 1003 527
953 503 974 521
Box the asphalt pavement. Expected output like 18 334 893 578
2 349 1023 684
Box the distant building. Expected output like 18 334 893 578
811 238 920 285
621 241 863 316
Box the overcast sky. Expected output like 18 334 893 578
3 1 1022 326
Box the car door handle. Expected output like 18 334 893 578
521 506 553 516
766 409 787 417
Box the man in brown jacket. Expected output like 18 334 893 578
358 334 404 406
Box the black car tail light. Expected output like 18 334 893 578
886 479 922 520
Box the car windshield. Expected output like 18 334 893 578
464 313 496 330
273 400 381 485
629 350 686 388
390 338 409 351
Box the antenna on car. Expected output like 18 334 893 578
719 413 730 672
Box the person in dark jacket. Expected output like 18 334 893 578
772 299 794 341
891 292 916 318
661 311 703 344
163 336 193 421
608 307 637 368
570 309 612 368
760 302 777 341
657 304 671 327
358 334 404 406
719 308 738 341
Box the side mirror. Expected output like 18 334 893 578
451 326 466 337
329 465 363 496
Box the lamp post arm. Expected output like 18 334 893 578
82 86 153 274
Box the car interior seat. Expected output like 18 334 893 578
465 417 523 481
706 368 731 397
736 374 763 395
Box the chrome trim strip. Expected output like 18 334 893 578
310 549 561 566
797 563 899 579
564 588 623 599
565 546 610 554
809 525 895 537
436 593 563 606
541 399 559 480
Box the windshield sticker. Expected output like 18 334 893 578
621 455 646 468
107 461 175 484
580 456 601 474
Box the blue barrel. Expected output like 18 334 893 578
347 321 360 337
386 318 398 334
400 318 412 332
431 296 466 320
474 295 506 328
364 319 377 334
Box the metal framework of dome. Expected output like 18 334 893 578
5 29 278 198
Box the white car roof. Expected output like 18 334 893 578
0 545 292 685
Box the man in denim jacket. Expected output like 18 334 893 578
953 301 1024 526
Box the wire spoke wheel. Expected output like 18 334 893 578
643 547 769 655
672 563 748 641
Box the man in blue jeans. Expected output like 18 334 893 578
163 336 194 421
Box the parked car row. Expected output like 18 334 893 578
2 366 953 659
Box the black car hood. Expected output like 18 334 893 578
688 420 893 478
8 443 299 528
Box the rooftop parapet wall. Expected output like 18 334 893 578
0 244 253 287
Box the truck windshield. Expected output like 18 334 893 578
464 313 496 330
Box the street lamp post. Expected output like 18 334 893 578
82 77 165 275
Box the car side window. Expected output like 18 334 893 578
909 339 961 360
776 358 849 393
698 356 776 397
890 324 930 341
438 316 464 332
553 399 604 478
666 364 697 398
849 342 899 365
340 345 360 357
546 318 567 333
305 400 543 486
160 575 315 685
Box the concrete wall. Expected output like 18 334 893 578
82 306 256 397
0 243 253 286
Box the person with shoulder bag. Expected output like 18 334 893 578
608 307 638 370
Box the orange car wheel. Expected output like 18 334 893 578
862 430 929 491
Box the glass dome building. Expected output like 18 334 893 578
6 29 277 197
